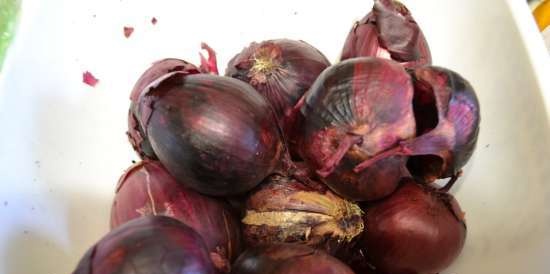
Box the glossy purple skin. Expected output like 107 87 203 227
299 57 416 201
356 66 480 182
72 216 217 274
230 244 356 274
226 39 330 155
358 180 466 274
136 72 284 196
127 59 201 160
110 160 242 273
341 0 431 69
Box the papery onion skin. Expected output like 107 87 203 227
358 179 466 274
226 39 330 156
341 0 431 69
242 174 363 254
354 66 480 183
230 243 356 274
299 57 416 201
136 72 284 196
72 216 217 274
110 160 242 273
127 58 201 160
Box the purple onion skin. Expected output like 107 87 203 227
356 66 480 183
231 244 356 274
136 72 284 196
110 160 242 273
127 59 201 160
341 0 431 69
299 57 416 201
358 180 466 274
72 216 217 274
225 39 331 156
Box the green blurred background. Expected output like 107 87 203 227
0 0 20 69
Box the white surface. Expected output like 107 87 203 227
1 0 549 273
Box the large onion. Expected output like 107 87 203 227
135 72 284 196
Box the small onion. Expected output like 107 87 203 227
72 216 217 274
357 179 466 274
110 160 242 272
353 66 480 183
242 174 364 254
341 0 431 69
226 39 331 156
231 243 356 274
135 72 284 196
299 57 416 201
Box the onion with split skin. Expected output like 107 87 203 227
242 174 364 254
341 0 432 69
356 179 466 274
352 66 481 183
298 57 416 201
110 160 242 273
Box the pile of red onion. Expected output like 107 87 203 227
72 1 480 274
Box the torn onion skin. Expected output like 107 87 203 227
226 39 331 157
127 58 201 160
110 160 242 273
72 216 217 274
358 179 466 274
127 44 219 160
230 243 356 274
341 0 432 69
135 72 284 196
353 66 480 183
299 57 416 201
242 174 363 254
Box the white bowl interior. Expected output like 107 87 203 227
0 0 549 273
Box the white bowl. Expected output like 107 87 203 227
1 0 549 273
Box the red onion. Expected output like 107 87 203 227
242 174 363 254
128 44 219 159
341 0 431 69
353 66 480 183
135 72 284 196
110 160 242 273
298 57 415 201
357 179 466 274
72 216 217 274
231 243 356 274
226 39 330 156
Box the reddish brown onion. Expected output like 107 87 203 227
231 243 356 274
357 179 466 274
242 174 363 254
110 160 242 272
226 39 330 156
354 66 480 183
135 72 284 196
72 216 217 274
299 57 415 201
341 0 431 69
